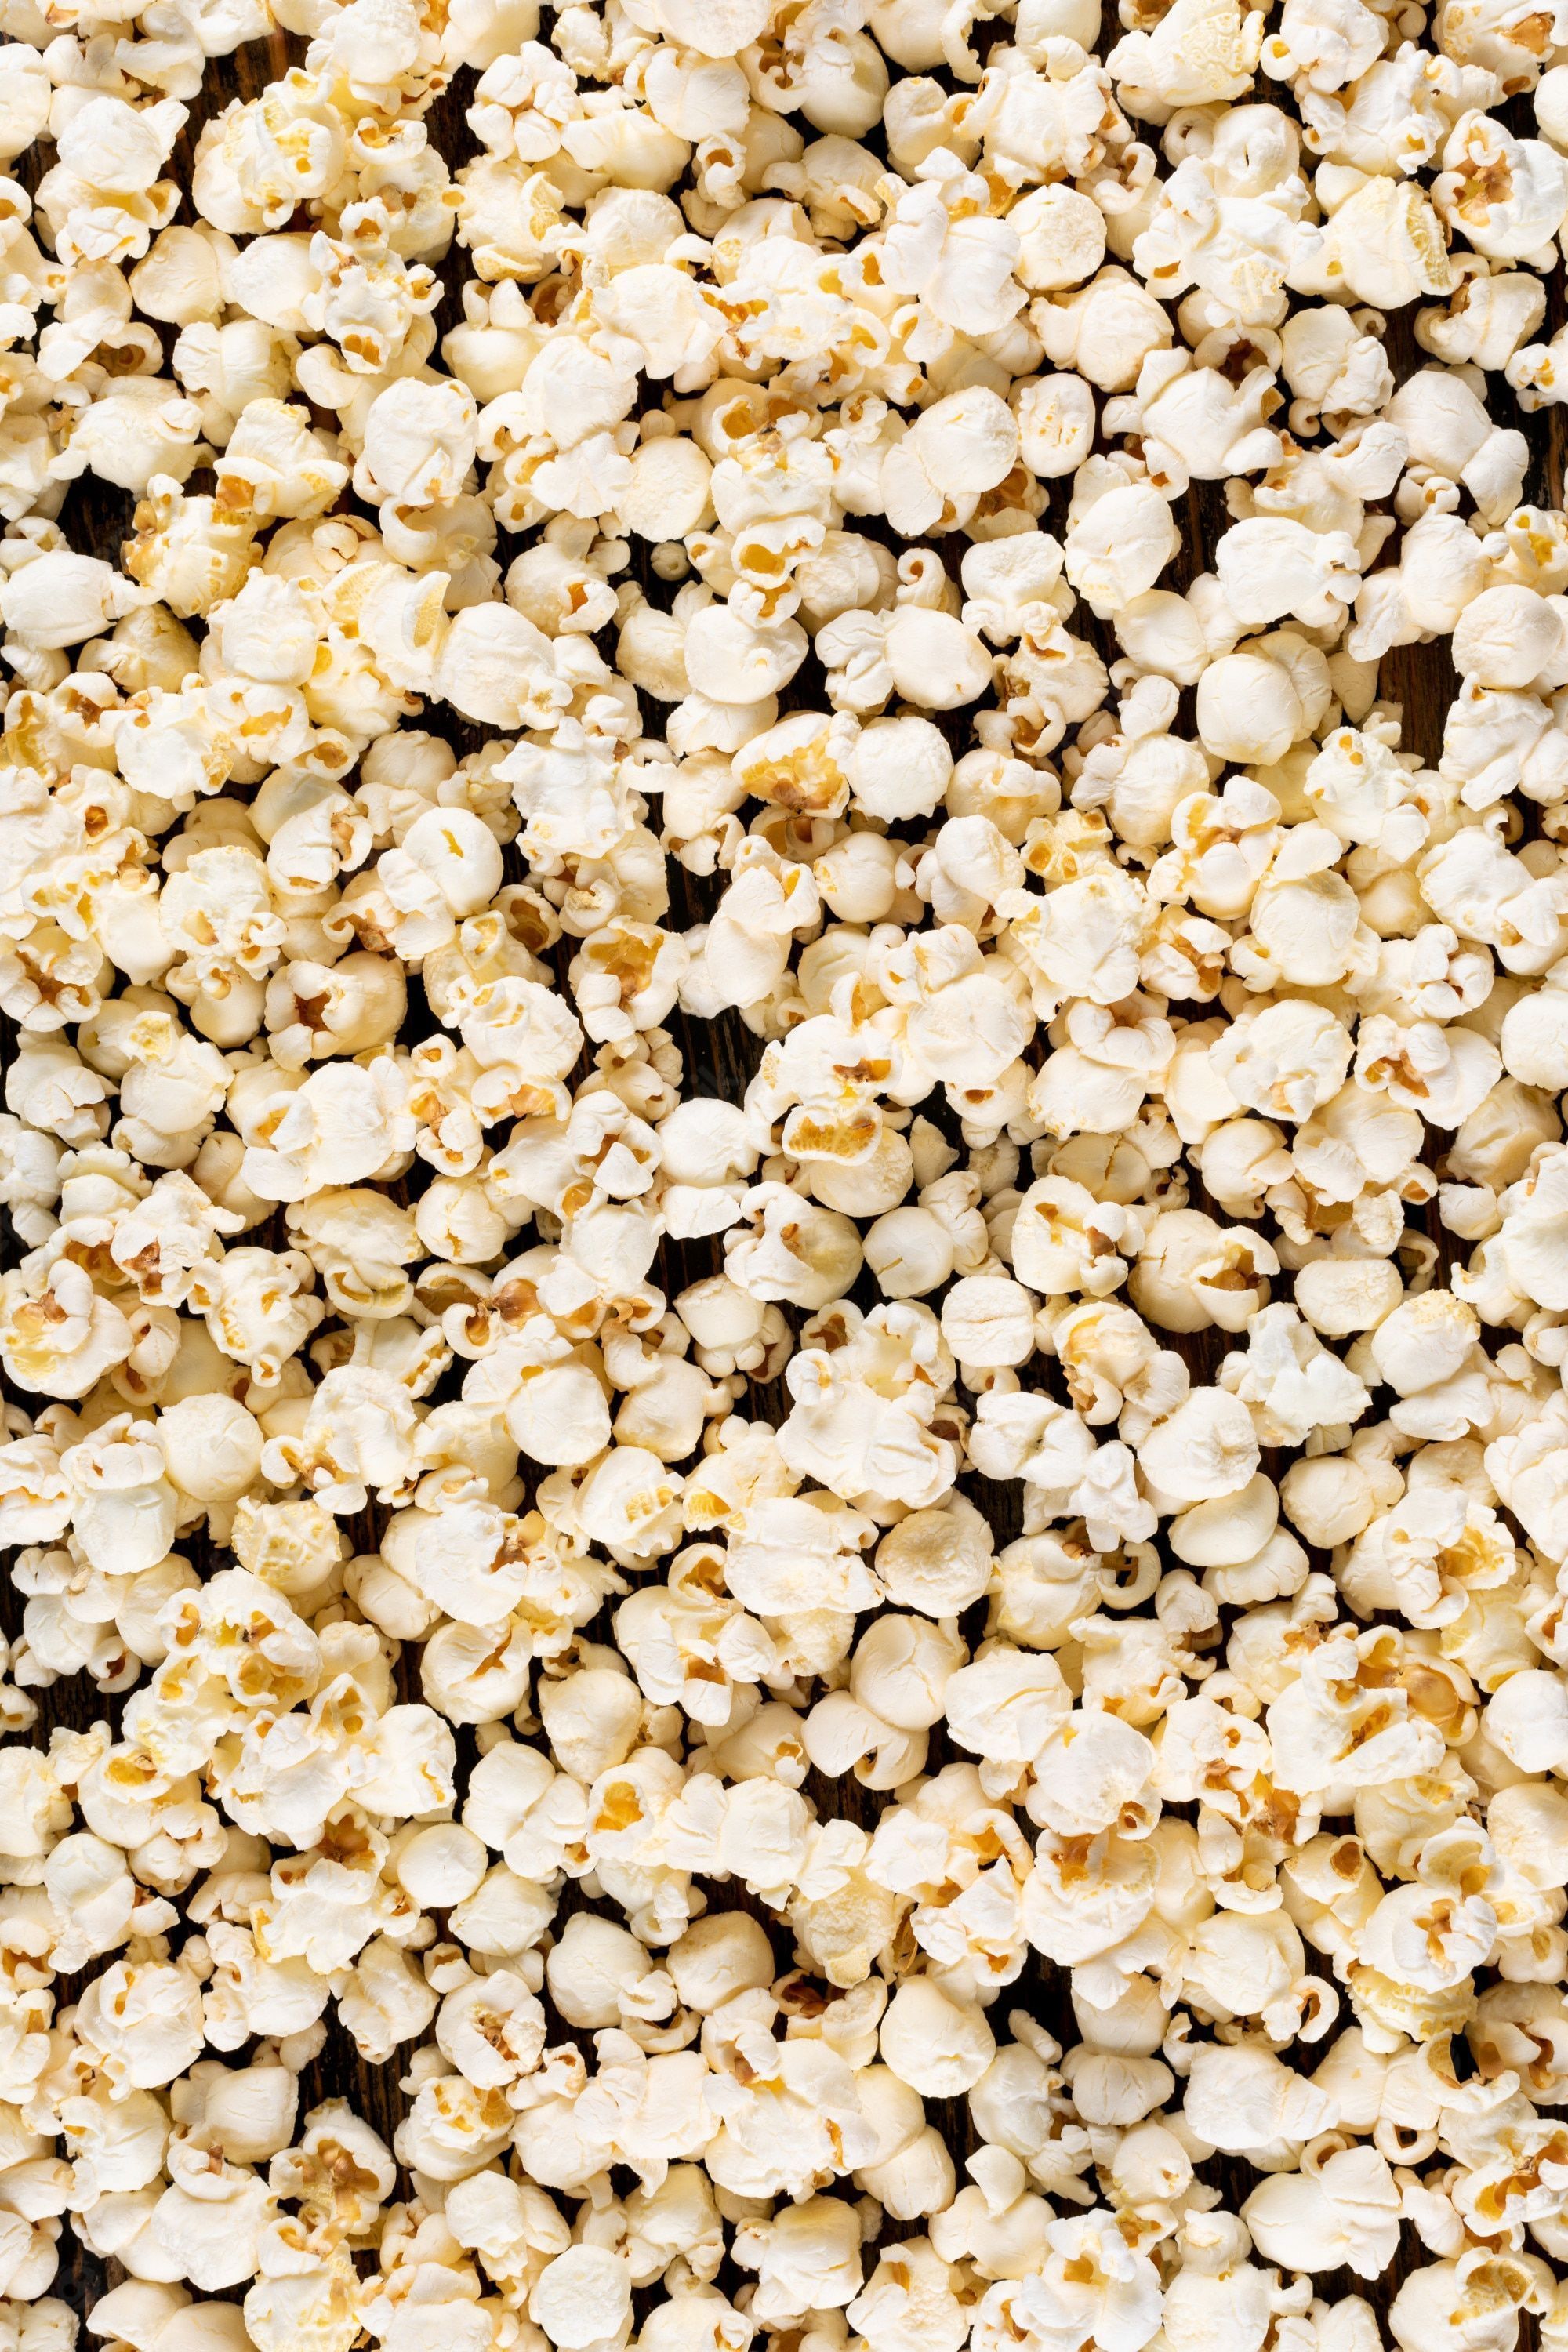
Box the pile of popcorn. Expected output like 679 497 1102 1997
16 0 1568 2340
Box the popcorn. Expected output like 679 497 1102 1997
0 551 147 650
532 2245 633 2350
1065 479 1181 619
4 0 1568 2337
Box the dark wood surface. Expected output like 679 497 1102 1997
5 17 1568 2337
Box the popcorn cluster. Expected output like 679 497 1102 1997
9 0 1568 2342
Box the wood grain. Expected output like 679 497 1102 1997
4 24 1568 2336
